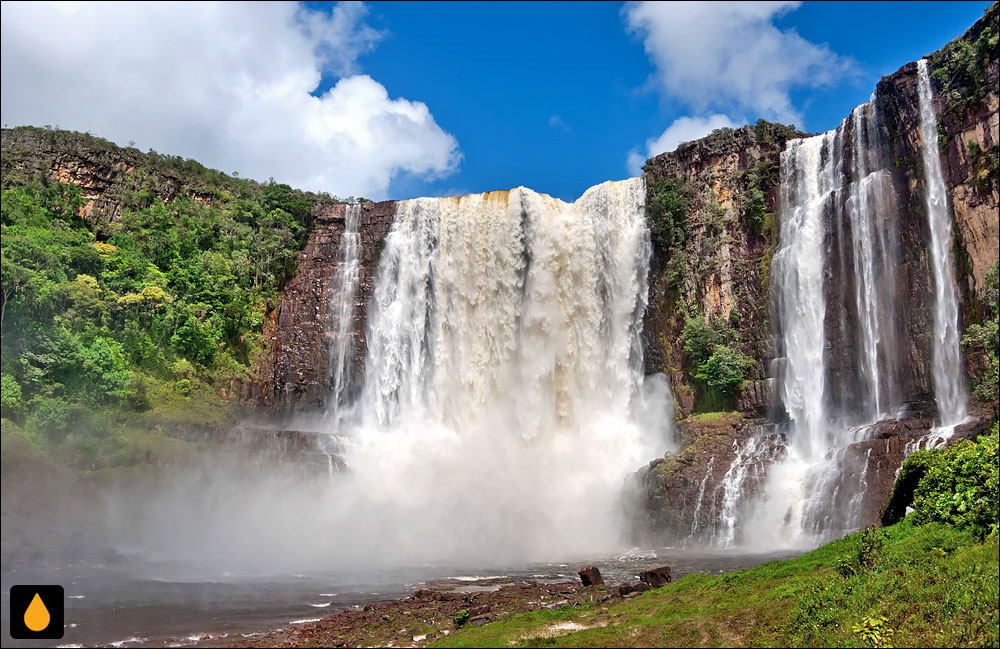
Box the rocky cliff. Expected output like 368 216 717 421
252 201 394 415
641 121 804 418
2 128 228 230
634 2 998 543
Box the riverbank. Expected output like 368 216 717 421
208 519 997 648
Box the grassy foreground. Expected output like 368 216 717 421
432 519 998 648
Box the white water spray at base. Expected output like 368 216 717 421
335 178 674 563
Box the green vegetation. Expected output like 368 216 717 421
929 5 997 127
751 118 802 147
680 310 751 409
885 424 999 538
432 432 1000 648
0 127 337 467
963 263 999 417
645 176 694 288
739 160 777 236
965 140 1000 195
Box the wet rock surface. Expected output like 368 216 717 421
631 413 785 546
252 201 395 416
639 566 672 587
633 404 994 542
197 574 647 648
578 565 604 586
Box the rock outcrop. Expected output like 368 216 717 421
252 201 395 415
635 3 997 543
642 122 804 419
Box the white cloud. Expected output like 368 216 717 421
624 1 853 126
548 115 571 132
626 114 741 175
0 2 460 200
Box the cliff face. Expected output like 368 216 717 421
641 122 804 418
635 3 998 543
1 128 220 230
251 201 395 414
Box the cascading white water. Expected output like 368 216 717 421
338 178 673 562
688 456 714 540
917 58 967 430
711 437 774 547
327 204 361 421
775 130 840 459
846 100 899 422
744 100 905 548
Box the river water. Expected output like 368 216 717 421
2 547 801 648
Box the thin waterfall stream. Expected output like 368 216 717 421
917 58 968 432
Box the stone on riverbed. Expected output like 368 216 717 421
639 566 672 587
578 565 604 586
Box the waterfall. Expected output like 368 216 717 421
688 456 714 540
327 204 361 421
845 100 900 422
363 181 655 435
773 130 840 461
336 178 673 561
917 59 967 429
746 97 909 548
711 437 775 547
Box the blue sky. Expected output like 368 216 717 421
1 1 992 202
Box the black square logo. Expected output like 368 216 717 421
9 585 64 639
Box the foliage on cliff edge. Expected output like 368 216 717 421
0 127 339 467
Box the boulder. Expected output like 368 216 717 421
639 566 672 587
615 581 651 597
578 565 604 586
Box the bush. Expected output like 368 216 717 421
681 311 750 408
836 526 889 577
26 396 75 444
1 374 24 420
695 344 750 397
963 263 998 415
901 427 999 538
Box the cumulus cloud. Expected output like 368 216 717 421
627 114 741 175
624 1 853 126
0 1 460 199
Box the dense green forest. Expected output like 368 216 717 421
0 127 341 467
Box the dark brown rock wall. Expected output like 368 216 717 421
251 201 395 414
642 123 804 418
634 4 997 539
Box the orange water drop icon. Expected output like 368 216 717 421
24 592 51 632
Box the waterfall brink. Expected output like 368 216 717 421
335 178 673 563
326 204 361 422
917 59 967 431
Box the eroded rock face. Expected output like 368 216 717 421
0 128 216 230
251 201 395 415
837 409 993 528
629 413 786 546
642 123 803 419
633 5 997 543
